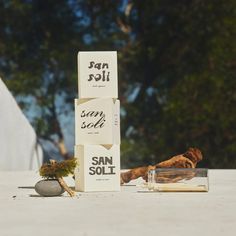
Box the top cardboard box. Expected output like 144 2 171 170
78 51 118 98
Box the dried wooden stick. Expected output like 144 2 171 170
57 176 75 197
120 147 203 184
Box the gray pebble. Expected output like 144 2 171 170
35 179 65 197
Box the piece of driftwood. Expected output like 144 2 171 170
120 147 203 184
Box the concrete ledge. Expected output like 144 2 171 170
0 170 235 236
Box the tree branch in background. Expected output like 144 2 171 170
116 1 133 34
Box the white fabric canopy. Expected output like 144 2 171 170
0 78 43 170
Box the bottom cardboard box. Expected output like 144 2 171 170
74 144 120 192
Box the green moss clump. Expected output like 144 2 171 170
39 158 77 179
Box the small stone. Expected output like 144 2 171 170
35 179 65 197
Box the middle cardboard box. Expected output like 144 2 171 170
75 98 120 145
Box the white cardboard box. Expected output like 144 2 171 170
75 145 120 192
78 51 118 98
75 98 120 145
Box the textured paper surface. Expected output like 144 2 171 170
75 145 120 192
75 98 120 145
78 51 118 98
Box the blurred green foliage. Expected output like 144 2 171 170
0 0 235 168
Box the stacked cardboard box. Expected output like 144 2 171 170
75 51 120 192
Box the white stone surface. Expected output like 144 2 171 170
0 170 236 236
0 78 43 170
